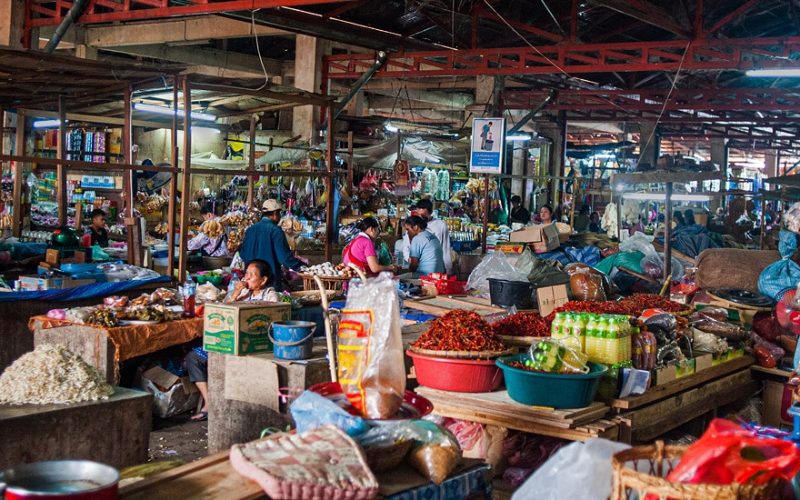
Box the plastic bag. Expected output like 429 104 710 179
565 263 606 301
289 390 369 437
640 252 684 281
752 333 785 369
529 339 589 374
619 232 656 256
377 241 392 266
666 418 800 486
512 438 630 500
338 273 406 419
759 229 800 300
467 251 528 296
357 419 461 485
514 247 537 277
441 419 487 459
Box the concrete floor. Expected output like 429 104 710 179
148 414 209 463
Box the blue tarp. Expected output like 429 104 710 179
0 275 171 302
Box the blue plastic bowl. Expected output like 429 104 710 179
496 354 608 409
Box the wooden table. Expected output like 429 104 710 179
611 356 758 443
0 281 167 372
416 386 618 442
404 296 507 317
30 317 203 383
0 387 152 469
120 451 489 500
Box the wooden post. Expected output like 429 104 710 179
347 130 354 190
56 96 67 227
324 108 335 263
178 76 192 282
247 115 256 207
664 182 673 283
481 175 489 253
759 198 766 250
11 109 24 237
166 77 179 279
123 86 139 266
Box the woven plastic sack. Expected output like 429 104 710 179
759 229 800 300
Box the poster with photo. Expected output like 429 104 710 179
470 117 505 174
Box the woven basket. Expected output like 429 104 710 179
611 441 780 500
408 346 515 359
290 290 341 306
299 273 350 291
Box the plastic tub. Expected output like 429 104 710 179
407 350 504 392
488 278 534 309
270 321 316 360
496 354 608 409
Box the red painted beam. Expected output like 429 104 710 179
324 37 800 79
26 0 346 25
704 0 760 36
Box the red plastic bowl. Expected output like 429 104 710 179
407 350 504 393
308 381 433 420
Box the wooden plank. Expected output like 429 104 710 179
416 387 609 427
608 355 754 410
404 296 502 317
623 369 759 443
120 451 262 500
429 401 618 441
751 365 792 380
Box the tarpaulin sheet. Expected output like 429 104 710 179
0 276 170 302
28 316 203 363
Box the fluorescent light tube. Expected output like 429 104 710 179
33 120 61 128
745 68 800 77
506 134 531 141
134 103 216 122
623 192 712 202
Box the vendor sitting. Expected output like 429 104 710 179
226 259 280 303
88 208 109 247
403 215 445 277
187 205 230 257
342 217 397 277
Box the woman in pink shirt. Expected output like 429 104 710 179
342 217 397 277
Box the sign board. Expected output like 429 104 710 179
470 118 505 174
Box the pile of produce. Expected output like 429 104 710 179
0 345 114 405
301 262 358 278
85 307 118 327
413 310 505 352
117 304 180 323
199 218 225 239
492 312 551 338
549 294 687 320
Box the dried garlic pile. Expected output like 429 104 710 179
0 345 114 405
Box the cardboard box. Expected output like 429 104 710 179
509 224 560 253
17 275 94 291
535 283 569 317
45 249 60 266
203 302 291 356
139 365 199 418
652 358 696 386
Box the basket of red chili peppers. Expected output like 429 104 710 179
408 310 511 392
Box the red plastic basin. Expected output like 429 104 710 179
407 350 504 393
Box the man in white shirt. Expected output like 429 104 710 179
402 198 453 274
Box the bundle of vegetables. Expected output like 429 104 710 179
412 310 505 352
492 312 551 338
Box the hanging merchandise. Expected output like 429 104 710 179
395 160 410 188
601 203 619 238
436 169 450 201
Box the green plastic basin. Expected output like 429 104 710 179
496 354 608 409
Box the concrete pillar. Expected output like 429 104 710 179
292 35 328 142
0 0 24 48
75 44 98 60
345 91 365 117
638 122 658 168
511 146 525 199
765 150 778 179
538 116 567 209
710 137 726 173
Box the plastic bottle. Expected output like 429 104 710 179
182 274 197 318
551 312 563 336
560 313 574 341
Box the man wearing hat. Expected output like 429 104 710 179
239 199 303 289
